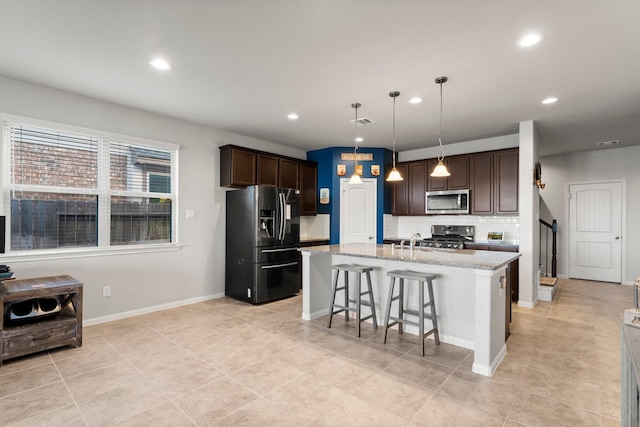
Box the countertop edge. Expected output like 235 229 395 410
300 244 520 271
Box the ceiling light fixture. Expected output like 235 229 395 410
348 102 364 185
287 113 299 120
149 58 171 70
431 76 451 177
518 33 543 47
409 97 422 104
542 97 558 104
386 91 403 182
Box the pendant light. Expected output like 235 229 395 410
348 102 364 185
431 76 451 177
386 91 404 182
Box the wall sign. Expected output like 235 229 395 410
319 188 330 204
341 152 373 161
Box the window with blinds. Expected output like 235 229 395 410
2 119 178 252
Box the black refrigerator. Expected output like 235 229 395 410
225 185 301 304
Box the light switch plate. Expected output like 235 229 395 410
186 209 196 219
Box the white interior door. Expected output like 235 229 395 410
568 181 622 282
340 178 376 243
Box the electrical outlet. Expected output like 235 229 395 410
102 286 111 298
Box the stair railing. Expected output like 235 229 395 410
539 219 557 278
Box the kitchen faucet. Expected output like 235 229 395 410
409 233 422 250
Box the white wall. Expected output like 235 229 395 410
399 134 519 162
0 76 305 322
540 145 640 284
517 121 540 307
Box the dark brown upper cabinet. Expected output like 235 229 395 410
426 155 470 191
494 149 519 214
391 161 426 215
470 148 518 215
257 153 279 186
470 152 494 214
220 146 256 187
278 158 300 190
220 145 317 214
447 155 470 189
408 161 427 215
391 163 409 215
300 161 317 216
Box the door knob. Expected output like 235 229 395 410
615 236 621 240
368 236 373 240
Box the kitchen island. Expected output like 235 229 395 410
299 243 520 377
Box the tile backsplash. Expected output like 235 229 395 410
384 214 520 243
300 214 330 239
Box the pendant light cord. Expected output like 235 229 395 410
392 95 397 168
352 102 360 169
438 79 445 162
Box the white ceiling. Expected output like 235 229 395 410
0 1 638 157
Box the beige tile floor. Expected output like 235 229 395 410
0 278 629 426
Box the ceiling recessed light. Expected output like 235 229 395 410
355 137 364 143
409 97 422 104
287 113 299 120
518 33 544 47
542 97 558 104
149 58 171 70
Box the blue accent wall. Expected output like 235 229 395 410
307 147 394 244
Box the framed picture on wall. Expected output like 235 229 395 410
337 164 346 176
371 165 380 176
354 164 363 176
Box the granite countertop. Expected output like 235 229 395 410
299 243 520 270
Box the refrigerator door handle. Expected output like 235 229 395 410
262 248 298 253
279 192 286 241
261 261 299 270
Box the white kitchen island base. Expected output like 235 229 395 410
300 244 519 377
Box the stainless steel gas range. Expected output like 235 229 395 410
421 225 475 249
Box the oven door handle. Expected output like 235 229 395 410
261 261 299 270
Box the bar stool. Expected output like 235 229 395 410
327 264 378 337
383 270 439 356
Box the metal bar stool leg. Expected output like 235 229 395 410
383 276 395 344
365 270 378 329
418 279 425 357
427 278 440 345
344 271 350 322
327 268 340 328
398 278 405 335
356 271 362 337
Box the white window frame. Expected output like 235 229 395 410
0 114 181 262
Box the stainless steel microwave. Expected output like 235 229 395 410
426 189 469 214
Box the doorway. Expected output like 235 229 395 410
568 181 624 283
339 178 376 243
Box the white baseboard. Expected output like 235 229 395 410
473 343 507 377
517 300 537 309
83 292 225 326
